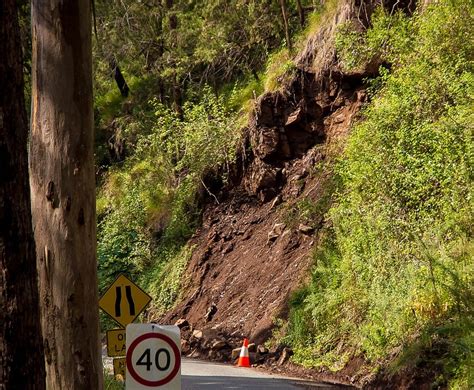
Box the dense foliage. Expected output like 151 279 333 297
285 1 473 387
97 90 237 312
95 0 321 320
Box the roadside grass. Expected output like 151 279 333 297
104 374 125 390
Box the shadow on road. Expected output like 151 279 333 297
182 375 348 390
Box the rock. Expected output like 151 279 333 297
332 112 346 124
180 339 191 354
279 132 292 158
285 107 303 126
230 329 243 337
222 242 234 254
270 195 282 209
357 89 367 102
244 160 281 202
266 356 277 366
249 352 257 364
197 247 212 266
254 353 266 365
174 318 189 329
204 303 217 322
242 228 253 241
207 229 219 242
192 329 203 339
231 347 242 360
208 350 217 359
267 231 279 242
277 347 293 365
211 340 228 351
248 343 257 353
254 126 280 161
267 223 286 243
250 216 263 225
257 345 269 354
298 223 314 235
187 349 201 358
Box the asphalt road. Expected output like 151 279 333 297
103 352 349 389
181 358 344 390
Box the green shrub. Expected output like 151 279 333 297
97 88 240 326
335 7 414 71
287 1 474 385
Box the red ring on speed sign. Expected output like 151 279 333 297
126 332 181 386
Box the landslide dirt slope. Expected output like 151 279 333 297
160 0 381 364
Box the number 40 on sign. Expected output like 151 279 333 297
126 324 181 390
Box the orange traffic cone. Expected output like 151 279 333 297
237 338 251 367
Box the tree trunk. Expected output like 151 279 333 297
0 1 46 389
296 0 305 27
110 58 130 97
30 1 102 389
166 0 183 117
279 0 293 52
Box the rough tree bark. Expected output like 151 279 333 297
0 1 46 388
30 1 102 389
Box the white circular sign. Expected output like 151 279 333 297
126 324 181 389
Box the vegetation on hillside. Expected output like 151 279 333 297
97 90 237 314
94 0 473 386
285 1 473 387
95 0 320 318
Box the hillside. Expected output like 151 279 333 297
161 0 370 355
95 0 473 388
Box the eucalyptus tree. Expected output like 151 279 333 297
30 1 102 388
0 1 45 387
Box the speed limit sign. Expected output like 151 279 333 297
126 324 181 389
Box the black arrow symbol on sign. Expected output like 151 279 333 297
125 285 135 315
115 286 122 317
114 285 135 317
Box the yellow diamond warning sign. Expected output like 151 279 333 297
99 274 152 328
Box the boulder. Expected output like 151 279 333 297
298 223 314 235
211 340 228 351
174 318 189 329
244 160 281 202
192 329 203 339
187 349 201 359
253 127 280 161
222 242 234 255
204 303 217 322
277 347 293 365
285 107 303 126
267 223 286 243
231 347 241 360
